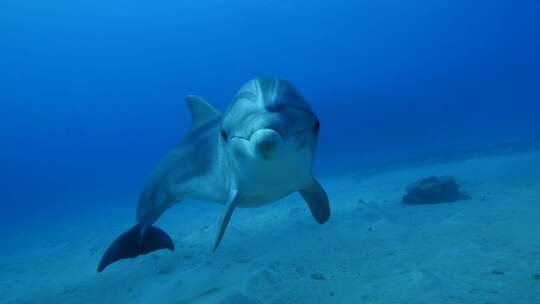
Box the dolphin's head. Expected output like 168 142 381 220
220 78 320 188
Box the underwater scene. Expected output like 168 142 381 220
1 0 540 303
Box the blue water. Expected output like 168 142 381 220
1 0 540 302
2 0 538 218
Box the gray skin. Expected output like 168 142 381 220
109 78 329 268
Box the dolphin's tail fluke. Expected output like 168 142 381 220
97 224 174 273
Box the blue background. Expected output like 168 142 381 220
1 0 539 222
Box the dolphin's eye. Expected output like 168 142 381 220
220 129 228 141
314 120 320 132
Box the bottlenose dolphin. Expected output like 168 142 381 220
97 78 330 272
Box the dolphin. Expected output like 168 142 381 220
97 78 330 272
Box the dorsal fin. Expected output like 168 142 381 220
185 95 221 130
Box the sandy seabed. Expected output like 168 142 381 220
2 150 540 304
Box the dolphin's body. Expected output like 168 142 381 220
98 78 330 272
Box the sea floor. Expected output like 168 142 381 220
2 150 540 304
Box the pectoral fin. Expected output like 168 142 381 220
299 178 330 224
213 189 239 252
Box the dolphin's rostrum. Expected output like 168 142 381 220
97 78 330 272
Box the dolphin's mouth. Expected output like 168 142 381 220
228 127 311 160
230 128 307 141
249 128 282 158
252 128 308 141
258 128 308 137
